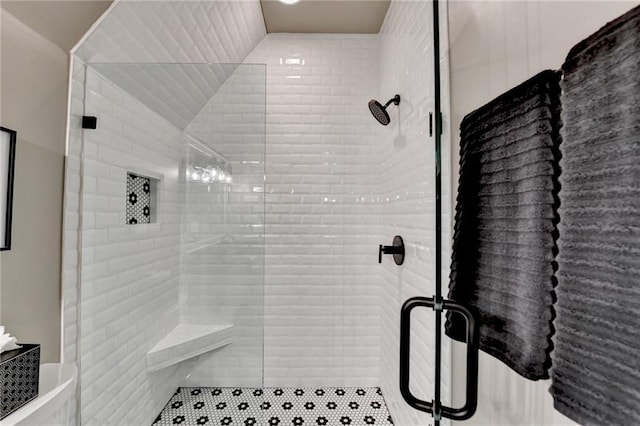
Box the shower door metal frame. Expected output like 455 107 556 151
398 1 479 424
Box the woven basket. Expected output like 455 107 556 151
1 344 40 420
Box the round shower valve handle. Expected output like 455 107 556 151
378 236 405 265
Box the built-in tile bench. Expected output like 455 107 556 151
146 324 234 373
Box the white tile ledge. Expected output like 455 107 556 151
146 324 234 373
4 363 77 426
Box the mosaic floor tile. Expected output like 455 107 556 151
154 387 394 426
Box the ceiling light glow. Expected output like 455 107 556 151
278 0 301 5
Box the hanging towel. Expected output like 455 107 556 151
550 5 640 425
446 70 562 381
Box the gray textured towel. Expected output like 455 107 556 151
447 70 562 380
550 5 640 425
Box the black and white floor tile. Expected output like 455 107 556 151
153 387 394 426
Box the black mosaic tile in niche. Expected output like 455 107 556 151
126 173 151 225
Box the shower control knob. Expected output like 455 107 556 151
378 236 405 265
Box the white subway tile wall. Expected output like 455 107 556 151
62 57 84 371
78 67 187 425
74 1 266 64
64 0 267 368
63 2 268 422
244 34 382 388
181 64 266 388
61 1 452 424
377 1 451 425
87 63 239 130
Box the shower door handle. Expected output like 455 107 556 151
400 297 479 421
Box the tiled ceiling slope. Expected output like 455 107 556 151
92 63 238 129
75 0 266 63
74 0 267 129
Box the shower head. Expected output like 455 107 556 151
368 94 401 126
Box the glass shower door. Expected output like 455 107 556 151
77 63 265 425
181 63 266 387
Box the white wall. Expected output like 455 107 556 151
63 0 267 370
0 8 67 364
69 30 385 411
62 57 84 372
74 0 265 64
181 63 266 388
245 34 382 387
61 3 269 423
62 2 456 425
377 1 452 424
447 2 639 425
73 64 185 426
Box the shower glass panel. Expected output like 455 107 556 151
78 63 265 425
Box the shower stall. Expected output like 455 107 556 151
75 61 268 423
62 1 454 425
75 60 267 410
57 1 640 425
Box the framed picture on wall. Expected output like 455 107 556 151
0 127 17 251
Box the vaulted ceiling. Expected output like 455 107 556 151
0 0 113 51
2 0 392 131
1 0 391 54
260 0 391 34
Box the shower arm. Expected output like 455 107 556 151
383 95 401 108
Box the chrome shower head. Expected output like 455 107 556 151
368 94 400 126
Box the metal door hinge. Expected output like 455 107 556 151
82 116 97 129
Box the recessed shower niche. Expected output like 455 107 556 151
126 171 160 225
